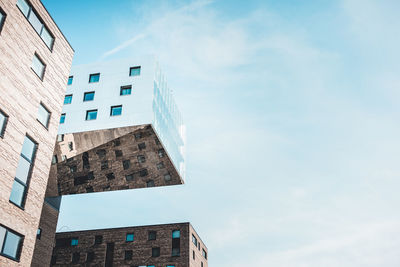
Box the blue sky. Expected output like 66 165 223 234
42 0 400 266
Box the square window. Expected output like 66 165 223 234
0 227 23 260
115 150 123 157
140 169 148 177
86 110 97 120
106 173 115 180
120 85 132 96
124 250 133 260
64 94 73 104
67 76 73 85
95 235 103 244
32 54 46 80
37 103 50 128
89 73 100 83
86 186 94 193
83 91 95 101
152 247 160 257
0 109 8 137
126 233 134 242
71 238 78 246
146 180 155 187
138 142 146 150
123 160 131 170
172 230 180 238
129 66 141 76
125 174 134 181
148 231 156 241
60 113 66 124
96 149 106 157
157 162 165 170
110 105 122 116
137 155 146 163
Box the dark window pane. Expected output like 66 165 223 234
60 113 66 124
123 160 130 170
146 180 154 187
125 174 134 181
0 110 8 137
138 142 146 150
95 235 103 244
124 250 133 260
86 110 97 120
120 85 132 95
148 231 156 240
137 155 145 163
152 247 160 257
83 92 95 101
87 251 95 262
106 173 115 180
72 252 80 263
68 76 73 85
115 150 123 157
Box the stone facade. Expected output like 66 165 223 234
51 223 208 267
0 0 73 266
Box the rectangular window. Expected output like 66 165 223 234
0 225 24 261
0 7 6 34
16 0 54 49
120 85 132 96
71 252 80 263
36 228 41 240
110 105 122 116
202 249 207 259
126 233 134 242
37 103 50 128
124 250 132 260
71 238 78 246
0 109 8 137
193 250 195 260
152 247 160 257
31 53 45 80
89 73 100 83
172 230 180 257
192 234 198 246
83 91 95 101
94 235 103 244
105 242 114 267
86 251 94 262
129 66 141 76
9 136 37 208
86 110 97 121
67 76 73 85
148 231 156 240
60 113 66 124
64 94 73 104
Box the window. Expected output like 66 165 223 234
0 225 23 261
148 231 156 240
157 162 165 170
172 230 180 256
37 103 50 128
137 155 146 163
172 230 180 238
0 109 8 137
95 235 103 244
89 73 100 83
120 85 132 96
152 247 160 257
124 250 132 260
71 252 80 264
86 251 94 262
16 0 54 49
115 150 123 157
193 250 195 260
31 53 46 80
158 149 165 158
138 142 146 150
71 238 78 246
139 169 148 177
36 228 41 240
106 173 115 180
60 113 66 124
0 7 6 34
122 160 130 170
101 160 109 170
164 173 171 181
9 136 37 208
86 109 97 120
146 180 155 187
64 94 73 104
110 105 122 116
167 265 175 267
125 174 133 181
67 76 73 85
83 91 95 101
202 249 207 259
52 155 58 164
192 234 198 246
201 262 203 267
57 134 64 142
129 66 141 76
68 142 73 151
126 233 134 242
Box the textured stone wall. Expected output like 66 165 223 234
52 223 191 267
0 0 74 266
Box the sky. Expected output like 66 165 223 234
42 0 400 266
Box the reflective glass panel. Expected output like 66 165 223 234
2 231 21 259
110 106 122 116
126 233 134 242
37 104 50 127
172 230 180 238
40 26 54 49
83 92 95 101
21 136 36 160
16 0 30 17
129 66 141 76
0 227 6 249
9 180 25 207
28 10 42 34
86 110 97 120
32 55 45 79
89 73 100 83
15 156 30 184
64 95 72 104
60 114 65 124
68 76 73 85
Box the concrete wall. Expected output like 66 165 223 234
0 0 73 265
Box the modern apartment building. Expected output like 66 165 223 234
51 223 208 267
0 0 74 266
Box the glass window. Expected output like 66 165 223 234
124 250 132 260
172 230 180 238
86 110 97 121
64 95 72 104
152 247 160 257
0 109 8 137
31 54 45 79
16 0 30 17
120 85 132 96
126 233 134 242
9 180 26 206
83 91 95 101
21 136 36 161
0 8 6 33
40 26 54 49
89 73 100 83
15 156 31 183
202 249 207 259
129 66 141 76
60 113 66 124
192 234 198 246
2 229 22 260
68 76 73 85
37 103 50 128
36 228 41 240
28 10 42 34
148 231 156 240
0 227 6 248
110 105 122 116
71 238 78 246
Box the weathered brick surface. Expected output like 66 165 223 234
188 224 208 267
0 0 73 266
51 223 207 267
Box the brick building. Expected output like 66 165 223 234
0 0 74 266
51 223 208 267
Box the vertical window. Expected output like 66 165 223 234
83 91 95 101
36 228 41 240
9 136 37 208
172 230 180 256
105 242 114 267
60 113 66 124
120 85 132 96
124 250 132 260
71 238 78 246
193 250 195 260
148 231 156 240
0 7 6 34
0 225 24 261
37 103 50 128
89 73 100 83
86 110 97 121
192 234 198 246
129 66 141 76
126 233 134 242
202 249 207 259
31 53 45 80
64 94 73 104
71 252 80 264
152 247 160 257
86 251 94 262
0 109 8 138
67 76 73 85
110 105 122 116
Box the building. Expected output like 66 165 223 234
0 0 74 266
51 223 208 267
